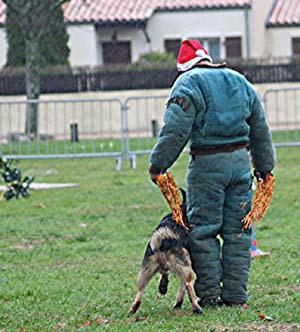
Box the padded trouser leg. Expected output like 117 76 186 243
187 149 252 302
221 152 253 303
187 155 228 299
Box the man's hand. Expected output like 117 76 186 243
149 164 165 184
254 170 273 188
254 170 268 181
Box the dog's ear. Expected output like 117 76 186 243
179 188 186 204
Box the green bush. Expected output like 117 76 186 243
135 51 176 67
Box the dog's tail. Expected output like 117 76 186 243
158 273 169 295
157 172 189 230
180 188 186 204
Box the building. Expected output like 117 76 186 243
0 0 299 68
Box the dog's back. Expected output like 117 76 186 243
143 214 190 272
130 199 202 315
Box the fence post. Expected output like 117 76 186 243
70 123 79 142
151 119 159 137
121 102 130 162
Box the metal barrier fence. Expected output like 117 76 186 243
123 95 168 168
263 87 300 147
0 86 299 169
0 98 125 169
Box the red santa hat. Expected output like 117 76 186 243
177 39 212 72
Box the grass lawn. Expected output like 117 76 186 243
0 147 299 332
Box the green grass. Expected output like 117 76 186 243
0 137 158 157
1 129 300 157
272 129 300 144
0 147 299 332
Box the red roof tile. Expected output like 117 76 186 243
267 0 300 27
0 0 251 26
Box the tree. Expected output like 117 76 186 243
3 0 70 136
5 8 25 67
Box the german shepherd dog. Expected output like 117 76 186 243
130 190 202 315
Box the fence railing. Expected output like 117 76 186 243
0 86 299 169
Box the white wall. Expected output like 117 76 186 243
266 28 300 58
95 10 250 65
248 0 300 59
67 24 98 67
146 10 247 59
249 0 273 58
0 27 7 67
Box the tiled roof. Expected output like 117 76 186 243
62 0 154 25
267 0 300 27
64 0 252 24
0 2 5 25
156 0 251 11
0 0 251 26
2 0 299 28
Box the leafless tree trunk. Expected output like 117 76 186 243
25 32 40 136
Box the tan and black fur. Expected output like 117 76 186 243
130 190 202 315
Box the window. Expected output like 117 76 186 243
207 39 221 61
164 39 181 58
225 37 242 59
199 38 221 61
102 41 131 64
292 37 300 56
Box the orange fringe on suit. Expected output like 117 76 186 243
242 173 275 229
157 171 275 231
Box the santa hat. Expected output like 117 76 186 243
177 39 212 72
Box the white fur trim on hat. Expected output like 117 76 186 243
177 54 212 72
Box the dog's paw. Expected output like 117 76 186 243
129 301 141 314
192 307 203 315
159 285 168 295
158 274 169 295
173 300 183 309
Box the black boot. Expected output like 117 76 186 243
198 296 223 307
223 300 245 306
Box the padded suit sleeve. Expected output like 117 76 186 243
150 75 205 169
247 85 275 173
